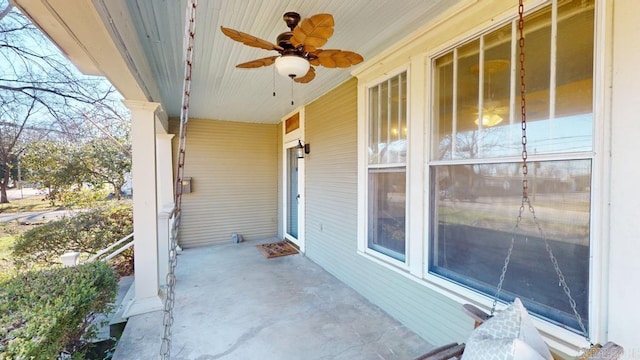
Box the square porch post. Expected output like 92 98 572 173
156 133 176 289
123 100 164 316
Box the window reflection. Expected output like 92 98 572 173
429 0 595 332
368 71 408 261
369 72 407 165
432 2 594 160
368 169 406 261
430 160 591 329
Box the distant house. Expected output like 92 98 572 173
12 0 639 356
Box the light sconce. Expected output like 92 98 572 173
296 140 310 159
275 55 310 79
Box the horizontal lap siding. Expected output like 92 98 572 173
304 78 469 345
172 119 278 248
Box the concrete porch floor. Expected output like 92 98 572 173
113 238 435 359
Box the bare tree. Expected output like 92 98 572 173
0 3 11 22
0 1 128 203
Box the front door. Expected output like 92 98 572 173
285 143 304 251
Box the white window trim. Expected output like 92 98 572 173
357 66 414 271
281 107 306 252
421 0 609 354
282 107 305 144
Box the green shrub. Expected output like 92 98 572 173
0 262 117 359
12 206 132 268
57 186 110 209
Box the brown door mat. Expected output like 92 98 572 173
256 240 299 258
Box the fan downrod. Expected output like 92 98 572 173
277 12 302 54
283 12 300 30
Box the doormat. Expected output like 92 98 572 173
256 240 298 258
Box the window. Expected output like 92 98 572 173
429 0 594 332
367 71 408 262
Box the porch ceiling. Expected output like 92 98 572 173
99 0 461 123
13 0 459 123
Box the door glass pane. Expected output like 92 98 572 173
287 147 298 238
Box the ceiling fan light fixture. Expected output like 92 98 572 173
275 55 310 79
474 113 504 127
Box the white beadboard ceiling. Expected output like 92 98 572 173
116 0 461 123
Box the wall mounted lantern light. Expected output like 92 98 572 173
296 140 310 159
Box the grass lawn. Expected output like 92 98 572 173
0 195 61 275
0 235 17 277
0 195 61 213
0 223 41 276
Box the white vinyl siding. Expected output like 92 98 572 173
305 78 469 346
172 118 278 247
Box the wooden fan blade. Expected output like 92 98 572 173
236 56 279 68
313 49 364 68
220 26 283 52
291 14 334 52
294 67 316 83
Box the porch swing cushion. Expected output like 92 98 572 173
461 298 553 360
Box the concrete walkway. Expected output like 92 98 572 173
0 187 76 224
113 238 434 360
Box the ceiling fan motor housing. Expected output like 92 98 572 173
277 31 295 51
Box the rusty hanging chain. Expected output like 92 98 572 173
518 0 529 205
492 0 527 317
491 0 591 345
160 1 197 359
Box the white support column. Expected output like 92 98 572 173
123 100 164 317
608 0 640 350
157 211 172 291
156 133 175 289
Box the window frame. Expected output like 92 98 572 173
353 0 609 352
358 66 411 269
422 0 606 350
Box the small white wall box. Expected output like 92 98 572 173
182 177 192 193
60 252 81 267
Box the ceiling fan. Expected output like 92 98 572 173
220 12 364 83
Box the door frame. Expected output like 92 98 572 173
282 109 306 252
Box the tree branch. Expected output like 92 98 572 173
0 3 13 22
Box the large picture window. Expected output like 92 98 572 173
429 0 594 332
367 71 408 262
